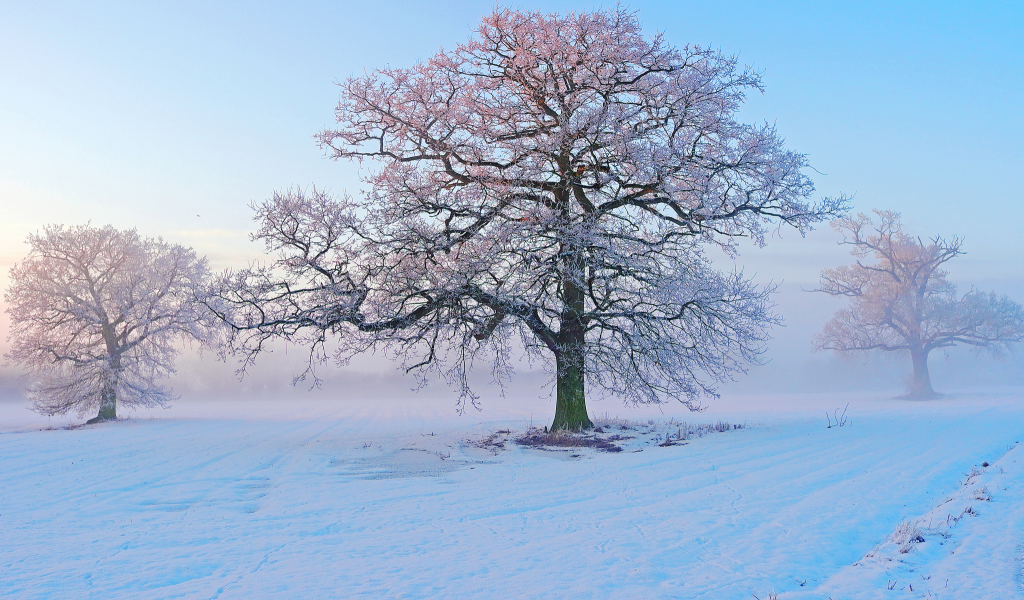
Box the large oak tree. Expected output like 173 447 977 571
209 8 845 429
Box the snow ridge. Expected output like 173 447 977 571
793 441 1024 598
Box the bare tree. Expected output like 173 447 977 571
4 224 215 423
208 8 845 430
814 210 1024 397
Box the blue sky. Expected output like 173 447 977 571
2 1 1021 274
2 1 1022 392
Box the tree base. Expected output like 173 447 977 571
88 401 117 425
898 390 943 400
550 415 594 432
550 375 593 431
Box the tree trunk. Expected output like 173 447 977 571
551 245 593 431
87 385 117 424
908 347 936 398
88 348 119 424
552 341 592 431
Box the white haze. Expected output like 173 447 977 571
2 225 1022 415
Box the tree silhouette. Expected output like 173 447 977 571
814 210 1024 397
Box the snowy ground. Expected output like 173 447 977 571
2 390 1024 599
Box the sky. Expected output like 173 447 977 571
1 0 1023 403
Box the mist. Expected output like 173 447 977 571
3 233 1022 415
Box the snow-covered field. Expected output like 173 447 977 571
3 390 1024 599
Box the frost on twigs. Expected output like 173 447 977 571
516 427 628 452
208 7 846 430
889 520 925 554
513 417 745 454
470 429 514 456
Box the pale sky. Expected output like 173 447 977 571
2 1 1023 399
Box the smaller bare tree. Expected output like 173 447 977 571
813 210 1024 397
4 224 216 423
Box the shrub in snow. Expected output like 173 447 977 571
890 519 925 554
964 465 984 484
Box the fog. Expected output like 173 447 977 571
4 234 1019 418
150 283 1024 413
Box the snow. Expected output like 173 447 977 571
2 390 1024 598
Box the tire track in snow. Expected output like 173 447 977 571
789 440 1024 598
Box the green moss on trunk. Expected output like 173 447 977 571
551 346 593 431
